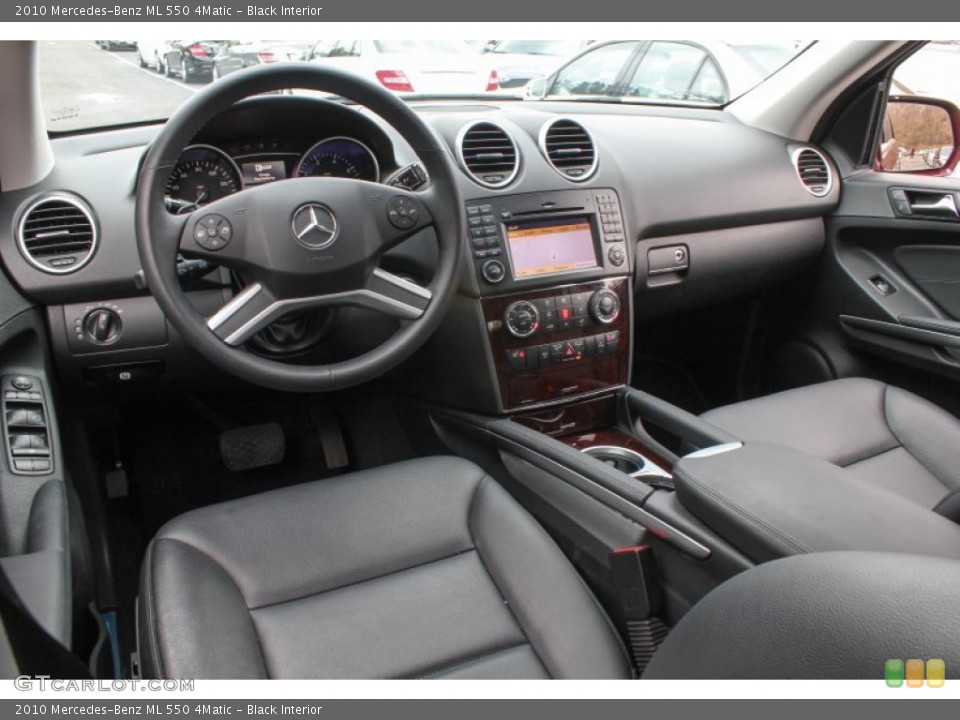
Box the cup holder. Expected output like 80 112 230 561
582 445 650 476
581 445 672 482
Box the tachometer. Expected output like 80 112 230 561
164 145 243 214
295 137 380 181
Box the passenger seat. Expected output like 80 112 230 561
700 378 960 523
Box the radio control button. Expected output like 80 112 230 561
481 260 505 284
608 246 626 267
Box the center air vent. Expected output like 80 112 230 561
457 121 519 188
17 194 98 274
540 118 598 182
792 148 832 197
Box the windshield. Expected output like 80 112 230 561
728 43 804 75
39 39 811 134
490 40 584 56
371 40 473 54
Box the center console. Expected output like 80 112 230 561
465 188 632 413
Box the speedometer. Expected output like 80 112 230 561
295 137 380 181
164 145 243 214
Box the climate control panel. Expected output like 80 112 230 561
502 289 621 340
482 278 630 411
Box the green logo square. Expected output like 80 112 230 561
886 659 905 687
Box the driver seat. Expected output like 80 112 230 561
137 456 632 679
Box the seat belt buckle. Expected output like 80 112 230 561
609 544 660 621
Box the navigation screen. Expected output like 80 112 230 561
506 217 598 279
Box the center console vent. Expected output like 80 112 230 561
540 118 598 182
17 193 98 274
457 121 519 188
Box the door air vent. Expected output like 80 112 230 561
540 118 598 182
792 148 832 197
457 121 520 188
17 193 98 274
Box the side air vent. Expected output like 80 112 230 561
540 118 598 181
457 121 519 188
17 194 98 274
792 148 832 197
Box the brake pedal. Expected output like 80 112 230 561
219 422 285 472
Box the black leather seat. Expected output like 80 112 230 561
643 551 960 679
137 456 632 679
701 378 960 522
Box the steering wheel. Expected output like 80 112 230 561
135 64 463 392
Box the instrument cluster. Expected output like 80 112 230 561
163 135 385 214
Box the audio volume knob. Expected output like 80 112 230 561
482 259 505 284
84 308 122 345
504 300 541 338
589 290 620 324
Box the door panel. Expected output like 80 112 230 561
894 244 960 316
0 272 73 647
797 170 960 410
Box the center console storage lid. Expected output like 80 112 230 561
673 442 960 563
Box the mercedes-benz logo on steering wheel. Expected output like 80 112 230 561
292 204 339 249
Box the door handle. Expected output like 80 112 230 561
909 194 959 218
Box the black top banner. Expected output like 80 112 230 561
2 0 953 22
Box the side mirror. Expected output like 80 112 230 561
882 95 960 175
525 76 547 99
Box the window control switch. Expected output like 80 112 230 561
869 275 896 296
2 375 53 476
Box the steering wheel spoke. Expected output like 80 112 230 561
361 268 433 318
207 268 432 348
206 282 281 346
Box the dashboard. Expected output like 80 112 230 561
0 91 838 412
